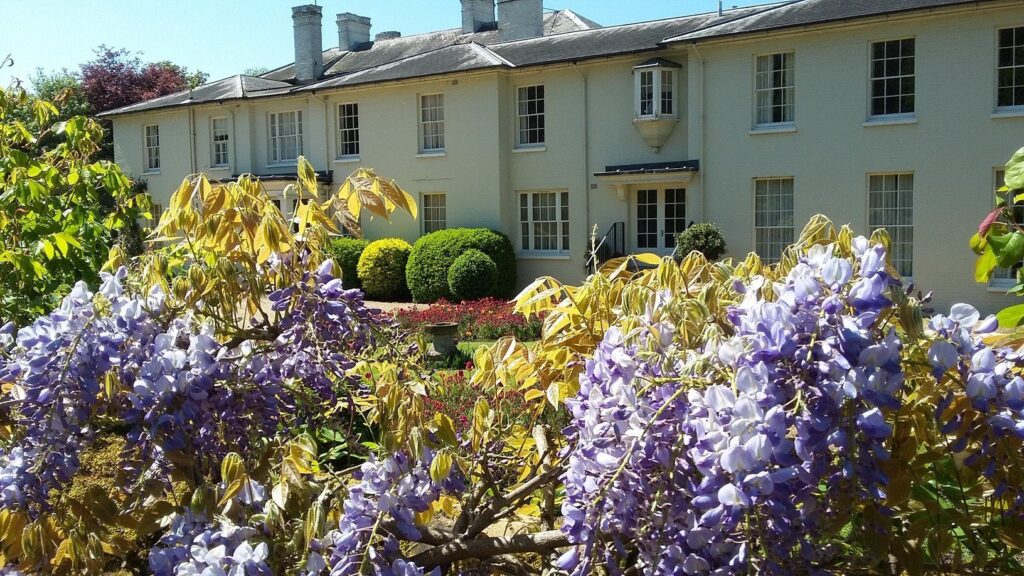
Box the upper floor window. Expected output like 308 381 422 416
144 125 160 173
754 177 794 264
520 190 569 254
997 27 1024 109
869 173 914 277
423 193 447 234
419 94 445 153
755 53 794 127
269 111 303 164
338 103 360 159
634 59 679 119
516 85 545 148
870 39 915 118
211 117 230 168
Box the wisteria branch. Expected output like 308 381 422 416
410 529 570 569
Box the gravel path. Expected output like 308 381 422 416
365 301 428 313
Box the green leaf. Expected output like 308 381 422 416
997 303 1024 328
1006 146 1024 190
429 451 453 484
975 247 998 283
38 239 55 260
220 453 245 485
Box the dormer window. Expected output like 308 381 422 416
634 59 680 120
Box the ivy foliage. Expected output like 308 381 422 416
0 83 149 326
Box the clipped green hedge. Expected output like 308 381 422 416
357 238 412 301
675 222 727 261
328 237 370 290
406 228 516 303
448 249 497 302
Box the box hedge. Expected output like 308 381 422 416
406 228 516 303
357 238 412 301
328 237 370 291
448 249 497 302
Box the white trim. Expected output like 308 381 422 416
992 108 1024 118
749 124 797 135
753 51 795 129
415 152 447 158
866 36 916 120
143 124 160 173
516 253 572 260
634 65 678 120
333 156 362 164
518 190 570 256
863 117 917 127
512 146 547 154
210 116 231 169
515 84 546 148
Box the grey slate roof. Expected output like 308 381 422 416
664 0 1008 42
100 0 1007 117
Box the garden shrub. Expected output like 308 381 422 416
447 249 497 301
357 238 412 301
328 237 370 291
675 222 727 261
406 228 516 303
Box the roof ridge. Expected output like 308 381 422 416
467 42 516 67
664 0 803 41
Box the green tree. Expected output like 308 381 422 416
29 67 90 119
0 83 149 326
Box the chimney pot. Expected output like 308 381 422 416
292 5 323 83
337 12 372 51
497 0 543 42
461 0 496 34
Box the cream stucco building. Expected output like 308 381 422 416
103 0 1024 311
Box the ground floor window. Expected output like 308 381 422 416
868 173 914 277
754 177 794 264
519 191 569 254
423 193 446 234
992 169 1023 287
635 188 686 251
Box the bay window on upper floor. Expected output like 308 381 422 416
268 111 303 165
634 59 679 120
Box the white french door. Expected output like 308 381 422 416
635 188 687 253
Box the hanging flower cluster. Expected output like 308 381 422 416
312 449 463 576
557 239 922 574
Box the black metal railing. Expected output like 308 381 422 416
587 221 626 271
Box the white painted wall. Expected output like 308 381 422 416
110 1 1024 311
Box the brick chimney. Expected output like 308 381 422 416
292 5 323 82
461 0 496 34
337 12 372 51
497 0 543 42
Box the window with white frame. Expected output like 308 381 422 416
754 177 794 264
755 53 794 127
869 173 914 277
634 61 678 119
338 103 360 158
269 111 303 164
419 94 445 153
422 193 447 234
997 27 1024 109
519 191 569 254
870 39 915 117
150 203 164 228
991 169 1024 286
516 85 545 148
211 117 230 167
144 125 160 172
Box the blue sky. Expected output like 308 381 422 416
0 1 766 89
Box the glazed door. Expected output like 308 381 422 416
635 188 686 253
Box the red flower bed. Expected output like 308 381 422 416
422 369 529 433
395 298 542 341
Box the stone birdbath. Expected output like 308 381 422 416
424 322 459 359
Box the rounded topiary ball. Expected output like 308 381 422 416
328 237 370 290
447 249 497 302
357 238 412 301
